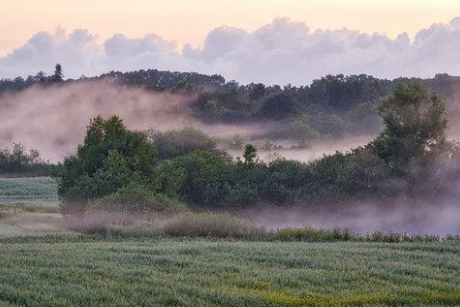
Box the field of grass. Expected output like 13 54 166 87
0 177 58 207
0 176 459 306
0 238 458 307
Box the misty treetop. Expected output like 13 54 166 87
53 82 460 217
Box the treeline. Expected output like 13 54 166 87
54 82 460 217
0 143 52 177
2 66 460 140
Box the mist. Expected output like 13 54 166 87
241 199 460 236
0 81 275 162
0 81 378 163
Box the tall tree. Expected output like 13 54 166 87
51 64 64 82
369 82 448 177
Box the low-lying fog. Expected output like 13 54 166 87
0 81 374 162
241 201 460 236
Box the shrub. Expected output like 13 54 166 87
88 184 187 215
170 150 233 207
162 212 265 239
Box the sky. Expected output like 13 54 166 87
0 0 459 84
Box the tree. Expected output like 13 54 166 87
55 116 158 215
51 64 64 82
249 83 266 100
243 144 258 166
259 93 299 120
369 82 448 178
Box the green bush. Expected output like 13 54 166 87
162 212 265 239
88 184 187 214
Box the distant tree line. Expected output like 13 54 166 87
2 66 460 141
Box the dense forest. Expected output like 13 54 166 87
1 65 460 143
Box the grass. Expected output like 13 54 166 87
0 176 459 306
0 177 58 207
0 238 458 306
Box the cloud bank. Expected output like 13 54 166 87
1 17 460 85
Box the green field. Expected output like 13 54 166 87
0 177 459 307
0 177 58 207
0 238 458 307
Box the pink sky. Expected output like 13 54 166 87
0 0 458 55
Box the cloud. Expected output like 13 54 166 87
1 17 460 85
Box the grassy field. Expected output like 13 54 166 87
0 177 459 306
0 177 58 207
0 238 458 307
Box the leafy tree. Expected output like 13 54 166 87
55 116 157 215
51 64 64 83
249 83 266 101
168 150 233 207
243 144 258 166
259 93 299 120
369 82 448 177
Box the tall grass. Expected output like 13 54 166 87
103 212 447 243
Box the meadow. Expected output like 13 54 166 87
0 177 64 237
0 177 58 207
0 171 459 307
0 238 459 307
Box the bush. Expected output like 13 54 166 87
162 212 265 239
169 150 233 207
88 184 187 214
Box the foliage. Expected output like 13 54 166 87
0 144 51 176
243 144 258 165
258 93 299 120
50 64 64 83
372 83 447 160
3 65 460 142
163 150 233 207
88 183 186 215
55 116 158 215
55 82 460 216
149 127 217 159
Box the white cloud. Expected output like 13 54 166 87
1 17 460 85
